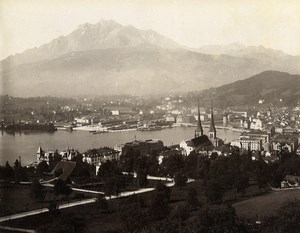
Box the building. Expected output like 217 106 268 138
83 147 120 166
165 115 176 123
234 138 263 151
180 100 220 156
250 118 264 130
176 115 196 124
232 110 248 118
74 117 91 125
36 146 57 164
270 134 299 153
231 130 270 151
180 135 213 156
122 139 164 155
281 175 300 188
36 146 79 164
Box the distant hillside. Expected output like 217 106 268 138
2 47 287 97
197 43 289 59
202 71 300 106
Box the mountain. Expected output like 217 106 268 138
1 19 180 69
196 43 298 65
196 42 246 55
201 71 300 106
1 20 300 97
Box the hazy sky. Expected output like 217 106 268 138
1 0 300 60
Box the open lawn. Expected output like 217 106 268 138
233 188 300 218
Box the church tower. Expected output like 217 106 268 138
208 100 216 139
195 99 204 138
37 146 44 162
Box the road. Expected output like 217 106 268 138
42 183 105 194
0 198 97 223
0 225 36 233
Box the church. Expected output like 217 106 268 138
180 99 223 156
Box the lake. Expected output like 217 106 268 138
0 126 240 165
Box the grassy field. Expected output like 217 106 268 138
233 188 300 218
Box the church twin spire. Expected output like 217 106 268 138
195 98 216 139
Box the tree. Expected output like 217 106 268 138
155 182 171 201
36 213 86 233
36 161 49 176
98 160 124 197
136 168 148 187
174 172 187 189
161 153 185 177
275 199 300 233
187 204 240 233
54 179 72 199
71 154 92 177
119 196 148 232
0 162 14 180
206 179 223 204
103 175 123 197
146 204 190 233
119 147 141 172
98 160 120 180
186 187 200 210
135 155 148 187
146 154 159 176
235 174 249 195
148 183 171 220
48 153 62 171
97 195 109 213
252 159 271 188
261 200 300 233
13 159 28 183
31 179 46 203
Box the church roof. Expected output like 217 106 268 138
187 135 213 147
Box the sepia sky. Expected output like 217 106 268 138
1 0 300 60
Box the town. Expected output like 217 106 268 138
1 94 300 232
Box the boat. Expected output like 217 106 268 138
93 130 108 134
137 125 162 131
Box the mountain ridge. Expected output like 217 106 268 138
1 19 300 97
1 19 180 69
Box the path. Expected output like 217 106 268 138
0 225 36 233
42 183 105 195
